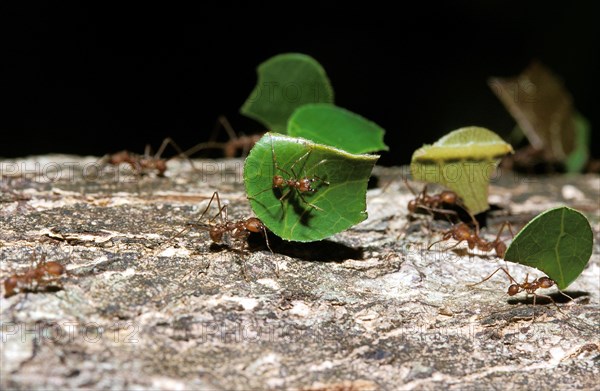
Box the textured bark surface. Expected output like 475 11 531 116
1 155 599 390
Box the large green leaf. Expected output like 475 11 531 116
244 133 379 242
287 103 388 153
410 126 514 215
504 206 593 290
240 53 334 133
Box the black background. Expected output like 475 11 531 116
3 2 599 166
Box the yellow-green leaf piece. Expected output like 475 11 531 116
410 126 514 214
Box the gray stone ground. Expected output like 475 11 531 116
0 155 598 390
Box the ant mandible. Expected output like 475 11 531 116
428 221 512 258
467 266 573 319
3 252 66 298
101 137 194 177
172 191 273 280
249 134 329 211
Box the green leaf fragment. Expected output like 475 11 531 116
504 206 593 290
288 103 389 154
243 132 379 242
240 53 334 133
410 126 514 215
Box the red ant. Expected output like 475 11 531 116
428 221 512 258
171 191 273 280
100 137 194 177
3 252 66 298
183 116 265 159
404 179 462 216
467 266 573 319
249 133 329 211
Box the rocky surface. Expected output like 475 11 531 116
0 156 599 390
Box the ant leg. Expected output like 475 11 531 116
261 226 273 254
297 192 324 212
556 289 574 302
217 115 239 143
466 266 519 287
197 191 222 222
161 191 221 249
493 221 512 242
426 231 457 251
237 241 250 282
248 180 281 199
156 137 198 171
269 134 293 178
533 293 565 317
311 171 330 186
181 141 228 158
403 178 419 197
289 149 313 178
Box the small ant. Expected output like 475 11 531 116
100 137 194 177
183 116 265 158
3 253 66 298
171 191 273 280
404 180 460 216
467 266 573 319
428 221 512 258
249 134 329 211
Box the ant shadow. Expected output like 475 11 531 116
507 290 589 305
247 233 363 263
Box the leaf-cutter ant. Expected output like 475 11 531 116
427 221 512 258
100 137 194 177
467 266 573 320
249 134 329 212
170 191 273 280
3 252 66 298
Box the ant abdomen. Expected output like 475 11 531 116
439 191 458 205
507 284 520 296
4 277 19 297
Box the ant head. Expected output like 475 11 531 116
4 277 18 297
537 277 555 289
245 217 266 233
209 230 223 243
43 261 65 277
440 191 457 204
407 199 417 213
495 242 507 258
507 284 520 296
273 175 284 187
298 178 316 192
155 160 168 175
